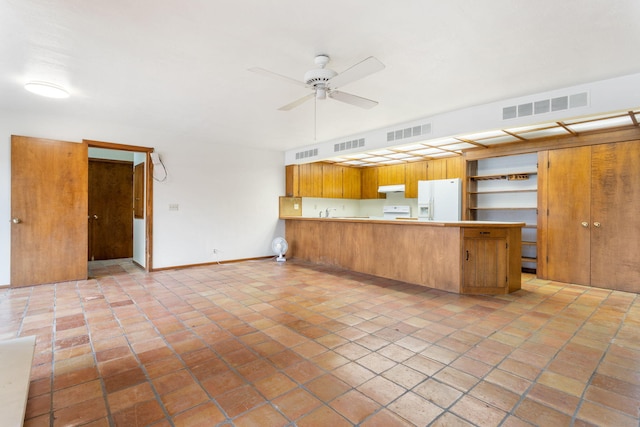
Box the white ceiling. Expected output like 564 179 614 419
2 0 640 153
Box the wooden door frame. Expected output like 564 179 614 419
84 140 154 271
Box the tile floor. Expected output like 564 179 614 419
0 258 639 427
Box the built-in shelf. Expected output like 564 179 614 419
469 207 537 210
466 154 538 273
469 189 537 195
469 171 537 181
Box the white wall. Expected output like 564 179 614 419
0 110 285 285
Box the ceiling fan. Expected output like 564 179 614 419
249 54 385 111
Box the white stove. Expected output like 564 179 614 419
382 205 411 219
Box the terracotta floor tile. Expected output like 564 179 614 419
160 382 209 416
333 361 376 387
306 374 351 401
103 367 148 393
272 388 322 421
387 391 443 426
358 376 407 405
112 398 166 427
468 381 520 412
52 396 108 426
330 389 380 424
172 402 226 427
514 398 572 426
25 393 51 420
283 360 324 384
433 366 479 393
413 378 463 409
254 372 297 400
297 405 352 427
232 403 289 427
450 394 507 427
215 384 266 418
3 259 638 426
200 370 244 397
107 382 156 414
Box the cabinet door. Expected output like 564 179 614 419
427 159 447 180
322 164 343 198
361 167 383 199
545 146 591 285
299 163 323 197
590 141 640 291
342 166 362 199
377 164 406 186
463 231 508 293
285 165 299 197
405 161 427 198
446 157 463 179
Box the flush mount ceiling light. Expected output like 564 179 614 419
24 81 70 99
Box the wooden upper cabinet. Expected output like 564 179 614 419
427 159 447 180
299 163 323 197
378 164 406 186
446 157 463 179
342 166 362 199
285 165 299 197
322 164 343 198
361 167 384 199
405 161 427 198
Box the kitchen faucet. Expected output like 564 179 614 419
325 207 336 218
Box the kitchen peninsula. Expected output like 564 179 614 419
282 217 524 295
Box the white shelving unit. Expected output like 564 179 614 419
466 153 538 272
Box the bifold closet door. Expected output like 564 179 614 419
545 146 591 286
590 141 640 292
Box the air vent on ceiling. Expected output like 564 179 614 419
334 138 365 153
295 148 319 160
502 91 589 120
386 123 432 142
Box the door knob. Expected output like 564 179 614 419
11 217 22 224
593 222 601 228
93 214 98 220
581 221 589 228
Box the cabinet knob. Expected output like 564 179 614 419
581 221 589 228
593 222 601 228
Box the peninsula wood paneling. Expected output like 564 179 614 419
285 218 522 294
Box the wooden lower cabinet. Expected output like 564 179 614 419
284 218 522 294
539 140 640 292
462 229 510 294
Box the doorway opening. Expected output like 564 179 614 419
85 140 154 272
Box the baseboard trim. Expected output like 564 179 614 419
150 255 274 272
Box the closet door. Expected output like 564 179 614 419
590 141 640 292
545 146 591 285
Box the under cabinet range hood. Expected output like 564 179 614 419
377 184 405 193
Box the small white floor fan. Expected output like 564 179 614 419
271 237 288 262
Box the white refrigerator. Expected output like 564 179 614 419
417 178 461 221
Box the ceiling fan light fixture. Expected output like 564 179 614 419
24 81 70 99
316 87 327 99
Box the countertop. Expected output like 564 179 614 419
281 216 525 228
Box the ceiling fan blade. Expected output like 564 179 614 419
329 56 385 88
278 92 315 111
248 67 307 88
329 91 379 109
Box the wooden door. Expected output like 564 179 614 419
545 146 592 285
11 136 88 287
88 160 133 260
590 141 640 292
